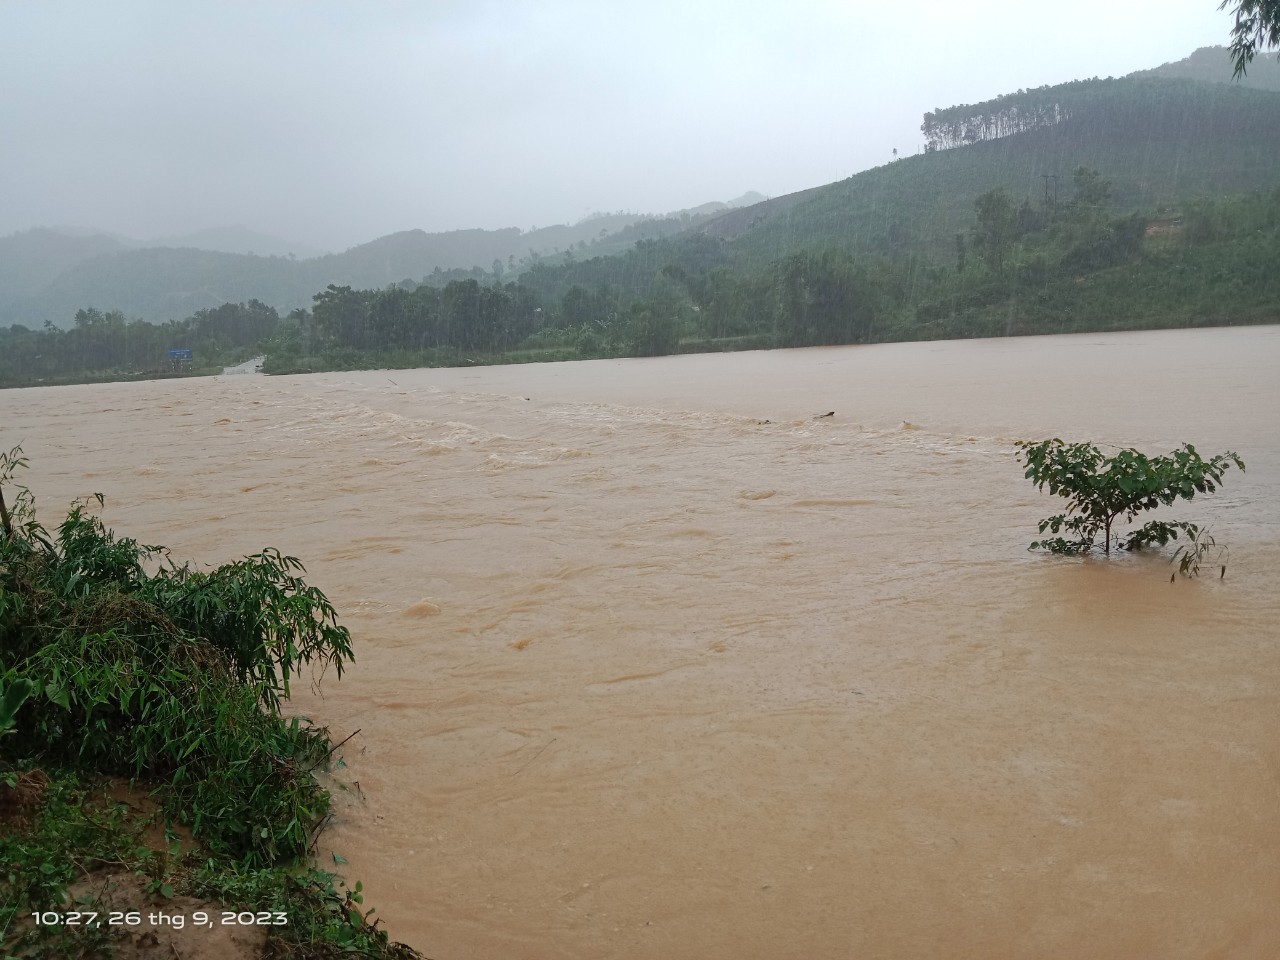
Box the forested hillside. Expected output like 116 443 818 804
7 54 1277 333
4 46 1279 388
703 74 1280 263
0 230 130 307
1 248 315 330
8 167 1274 389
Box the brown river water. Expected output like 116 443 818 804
6 326 1280 959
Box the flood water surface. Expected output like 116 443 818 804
7 326 1280 959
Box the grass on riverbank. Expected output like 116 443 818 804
2 770 418 959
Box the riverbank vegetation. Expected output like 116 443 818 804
2 177 1277 388
226 177 1280 371
0 447 419 958
0 301 281 388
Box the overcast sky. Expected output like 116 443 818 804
0 1 1238 251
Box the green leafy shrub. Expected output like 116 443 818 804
0 449 353 867
1015 439 1244 555
143 547 354 712
1171 525 1230 580
0 676 33 737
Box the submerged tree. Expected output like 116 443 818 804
1015 439 1245 556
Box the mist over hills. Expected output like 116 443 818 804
2 43 1278 332
1135 44 1280 89
147 226 328 260
0 194 765 329
0 229 131 309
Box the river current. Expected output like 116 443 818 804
6 326 1279 959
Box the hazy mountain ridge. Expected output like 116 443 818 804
6 44 1279 330
0 229 131 308
1134 44 1280 90
148 226 328 259
0 247 315 330
0 196 764 329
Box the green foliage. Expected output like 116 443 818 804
0 299 279 388
1070 166 1113 210
0 445 39 545
0 449 354 867
1221 0 1280 77
49 497 156 597
1015 439 1244 555
624 303 679 356
0 773 419 958
234 174 1280 374
236 174 1280 374
185 866 421 958
144 548 354 713
1171 525 1231 579
0 676 33 736
973 188 1018 275
1 773 139 954
0 450 419 956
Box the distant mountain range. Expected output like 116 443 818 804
145 226 329 260
4 43 1278 331
0 194 765 329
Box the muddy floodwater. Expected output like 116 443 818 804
7 326 1280 959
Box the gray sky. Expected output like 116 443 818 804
0 0 1236 251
